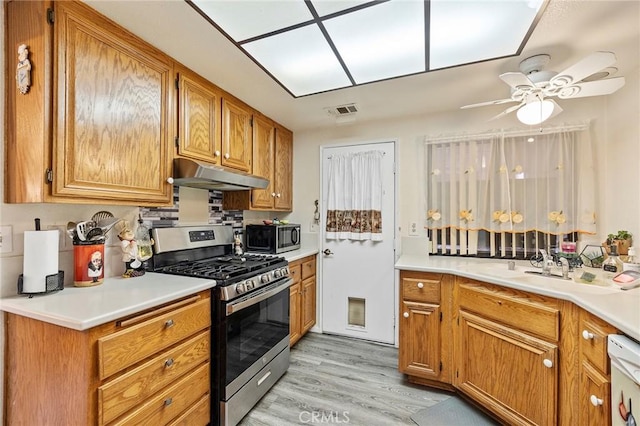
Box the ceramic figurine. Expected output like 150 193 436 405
117 221 145 278
234 233 244 256
16 44 31 94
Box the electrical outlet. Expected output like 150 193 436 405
310 222 319 233
409 221 419 236
0 225 13 253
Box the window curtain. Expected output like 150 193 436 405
326 150 384 241
424 126 596 256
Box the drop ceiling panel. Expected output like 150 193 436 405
310 0 374 17
429 0 543 70
191 0 313 41
243 25 351 96
324 1 426 84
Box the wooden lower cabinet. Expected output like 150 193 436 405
398 270 619 426
398 271 453 386
289 255 317 346
4 291 211 426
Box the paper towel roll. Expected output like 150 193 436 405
22 230 59 293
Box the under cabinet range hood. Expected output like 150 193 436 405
172 158 269 191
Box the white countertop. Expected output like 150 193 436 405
395 254 640 341
0 272 215 331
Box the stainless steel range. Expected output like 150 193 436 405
150 225 291 426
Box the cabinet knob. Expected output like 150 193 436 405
543 358 553 368
166 177 174 184
403 312 409 318
164 358 174 368
214 150 221 157
272 192 276 197
590 395 603 407
417 282 424 289
165 319 175 328
276 193 281 198
164 397 173 407
224 153 230 159
582 330 595 340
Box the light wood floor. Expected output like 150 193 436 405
239 332 454 426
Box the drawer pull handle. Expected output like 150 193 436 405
165 319 175 329
164 358 174 368
590 395 603 407
417 282 424 289
257 370 272 387
403 312 409 318
224 153 230 159
582 330 595 340
543 358 553 368
164 397 173 407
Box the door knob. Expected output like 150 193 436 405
323 249 333 255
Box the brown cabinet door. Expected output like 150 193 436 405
274 125 293 211
251 114 275 209
456 310 558 426
221 97 252 172
177 67 222 164
399 300 442 380
52 1 173 205
301 276 316 334
580 361 611 426
289 282 302 346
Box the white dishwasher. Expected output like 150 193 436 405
608 334 640 426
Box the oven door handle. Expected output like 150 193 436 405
226 278 292 316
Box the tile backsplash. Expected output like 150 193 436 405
140 187 243 229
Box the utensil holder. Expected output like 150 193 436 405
17 271 64 297
73 241 105 287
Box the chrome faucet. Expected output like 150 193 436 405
559 257 570 280
540 249 553 276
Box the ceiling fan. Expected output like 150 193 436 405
461 51 626 124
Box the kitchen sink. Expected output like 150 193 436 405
524 270 569 280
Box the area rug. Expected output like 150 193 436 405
411 397 499 426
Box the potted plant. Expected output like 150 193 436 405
605 230 633 255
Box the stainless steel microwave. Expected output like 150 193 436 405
245 224 301 254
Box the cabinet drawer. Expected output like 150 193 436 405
402 277 441 304
167 394 210 426
458 281 560 342
110 362 210 426
301 257 316 280
579 310 618 374
289 262 302 285
98 297 210 379
98 331 210 425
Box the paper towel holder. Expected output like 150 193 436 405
17 271 64 298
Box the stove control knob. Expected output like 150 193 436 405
245 279 254 290
274 269 282 278
282 267 290 277
261 274 271 284
236 283 246 294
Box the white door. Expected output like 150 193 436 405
320 141 396 344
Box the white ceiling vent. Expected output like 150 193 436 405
325 103 359 117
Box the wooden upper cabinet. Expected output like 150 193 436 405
5 0 173 205
250 114 276 209
176 66 222 165
221 96 252 172
274 124 293 211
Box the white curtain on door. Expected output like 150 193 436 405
424 125 596 256
326 150 384 241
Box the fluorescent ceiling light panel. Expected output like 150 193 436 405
191 0 312 41
310 0 372 17
243 25 351 96
430 0 543 70
323 1 425 84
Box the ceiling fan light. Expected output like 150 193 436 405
517 99 555 125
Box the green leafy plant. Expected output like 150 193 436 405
606 230 632 244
